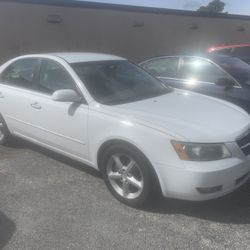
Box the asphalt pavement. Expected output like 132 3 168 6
0 139 250 250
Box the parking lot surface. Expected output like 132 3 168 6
0 139 250 250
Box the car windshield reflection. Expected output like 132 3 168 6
71 60 172 105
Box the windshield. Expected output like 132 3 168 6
212 56 250 85
71 60 172 105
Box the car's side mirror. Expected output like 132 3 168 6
216 78 235 89
52 89 82 103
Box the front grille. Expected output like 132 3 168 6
237 130 250 156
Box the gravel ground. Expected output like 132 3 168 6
0 139 250 250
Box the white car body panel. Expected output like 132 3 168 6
104 89 250 143
0 53 249 202
0 84 88 158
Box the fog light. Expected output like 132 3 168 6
197 185 222 194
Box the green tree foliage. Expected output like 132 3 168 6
197 0 226 13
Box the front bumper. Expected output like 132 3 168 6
154 143 250 201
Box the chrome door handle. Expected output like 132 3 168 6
30 102 41 110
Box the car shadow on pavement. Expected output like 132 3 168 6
41 148 102 179
10 138 102 179
4 138 250 225
0 212 16 249
3 137 26 149
144 180 250 224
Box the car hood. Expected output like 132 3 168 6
103 89 250 142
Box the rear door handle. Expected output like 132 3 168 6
30 102 42 110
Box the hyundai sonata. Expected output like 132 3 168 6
0 53 249 207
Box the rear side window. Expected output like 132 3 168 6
37 60 76 95
142 57 179 78
1 58 39 90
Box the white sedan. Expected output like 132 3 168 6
0 53 250 207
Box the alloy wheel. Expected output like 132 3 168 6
106 153 144 199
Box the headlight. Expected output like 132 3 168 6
172 141 231 161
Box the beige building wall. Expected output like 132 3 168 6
0 1 250 63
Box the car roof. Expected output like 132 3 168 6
49 52 126 63
140 54 233 64
15 52 126 64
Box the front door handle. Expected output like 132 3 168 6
30 102 42 110
0 92 4 98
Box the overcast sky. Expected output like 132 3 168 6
79 0 250 15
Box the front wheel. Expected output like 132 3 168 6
101 144 155 207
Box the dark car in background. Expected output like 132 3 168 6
140 55 250 113
207 44 250 64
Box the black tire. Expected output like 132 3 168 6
0 115 11 145
100 143 157 208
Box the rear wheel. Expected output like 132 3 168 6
0 116 11 145
100 144 156 207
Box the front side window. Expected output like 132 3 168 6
71 60 171 105
38 60 76 95
1 58 39 90
141 57 179 78
214 56 250 85
179 57 233 85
